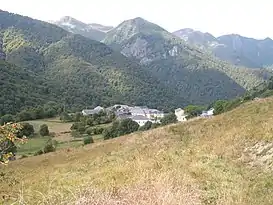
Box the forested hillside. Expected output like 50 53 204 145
0 11 183 115
103 17 271 104
0 60 51 115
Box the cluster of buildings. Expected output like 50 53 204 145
82 105 165 126
82 105 215 126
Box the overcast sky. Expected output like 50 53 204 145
1 0 272 39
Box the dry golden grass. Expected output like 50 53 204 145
2 98 273 204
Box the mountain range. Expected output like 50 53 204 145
173 28 273 68
52 16 273 69
0 11 271 116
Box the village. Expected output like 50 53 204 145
82 104 215 126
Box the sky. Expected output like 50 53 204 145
1 0 272 39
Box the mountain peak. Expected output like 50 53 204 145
52 16 109 41
103 17 168 45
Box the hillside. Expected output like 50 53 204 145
51 16 108 41
0 60 52 115
2 97 273 204
173 29 273 68
103 17 271 104
0 11 184 114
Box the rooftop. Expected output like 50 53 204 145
131 115 150 121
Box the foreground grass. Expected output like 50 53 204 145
2 99 273 204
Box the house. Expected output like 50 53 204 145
145 109 165 119
130 115 151 126
175 108 187 122
129 107 146 117
94 106 104 112
201 108 214 118
82 106 104 116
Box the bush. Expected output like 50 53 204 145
103 119 139 140
160 113 177 125
70 122 86 134
34 149 44 156
39 124 49 136
151 123 161 129
138 121 153 131
93 127 104 135
117 118 139 136
43 140 57 153
18 122 34 137
83 136 94 145
85 127 93 135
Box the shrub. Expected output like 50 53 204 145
39 124 49 136
160 113 177 125
103 119 139 140
43 140 57 153
117 118 139 136
151 123 161 129
85 127 93 135
138 121 153 131
18 122 34 137
93 127 104 135
83 136 94 145
34 149 44 156
70 122 86 134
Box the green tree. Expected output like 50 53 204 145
151 123 161 129
43 139 57 153
18 122 34 137
138 121 153 131
39 124 49 136
83 136 94 145
103 120 120 140
184 105 205 118
160 113 177 125
213 100 229 115
117 119 139 136
74 112 82 122
0 114 14 125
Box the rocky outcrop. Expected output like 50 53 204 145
0 38 6 60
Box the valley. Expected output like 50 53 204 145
1 6 273 205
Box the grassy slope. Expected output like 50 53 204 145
2 99 273 204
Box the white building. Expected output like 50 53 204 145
82 106 104 116
175 108 187 122
130 107 146 116
201 108 214 117
146 109 165 119
131 115 151 126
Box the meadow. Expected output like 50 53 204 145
16 118 109 156
1 99 273 204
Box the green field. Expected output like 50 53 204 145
16 118 111 156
